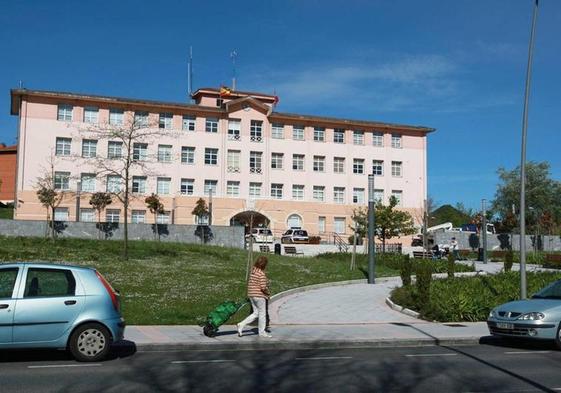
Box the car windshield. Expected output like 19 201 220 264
260 230 272 235
294 230 307 236
532 280 561 299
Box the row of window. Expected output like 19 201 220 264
56 138 403 176
53 208 350 235
56 104 403 147
55 172 403 205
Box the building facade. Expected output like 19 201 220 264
0 143 17 204
10 88 434 238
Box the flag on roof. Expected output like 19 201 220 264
220 86 232 97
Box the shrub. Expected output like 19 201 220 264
415 260 433 308
308 236 321 245
447 252 455 278
504 249 514 272
400 255 412 287
347 234 363 245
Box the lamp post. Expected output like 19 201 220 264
482 199 487 264
75 181 82 222
520 0 539 300
368 174 376 284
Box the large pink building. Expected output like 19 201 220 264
10 88 434 238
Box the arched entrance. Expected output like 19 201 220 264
230 210 270 235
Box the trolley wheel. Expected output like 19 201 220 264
203 323 216 337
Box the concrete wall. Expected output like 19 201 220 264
0 219 245 249
434 231 561 252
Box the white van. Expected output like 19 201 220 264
246 228 274 243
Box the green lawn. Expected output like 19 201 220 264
0 236 472 325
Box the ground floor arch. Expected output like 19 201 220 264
230 210 271 234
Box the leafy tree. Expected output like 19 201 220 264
351 197 416 252
430 204 472 227
89 192 112 239
35 154 68 241
145 193 164 240
492 161 561 234
191 198 209 224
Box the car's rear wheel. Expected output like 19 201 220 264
69 323 112 362
555 323 561 350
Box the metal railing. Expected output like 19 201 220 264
333 232 349 253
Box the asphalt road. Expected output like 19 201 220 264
2 340 561 393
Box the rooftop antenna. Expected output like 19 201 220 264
187 46 194 102
230 50 237 91
18 80 23 88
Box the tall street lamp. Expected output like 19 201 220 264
368 174 376 284
520 0 539 299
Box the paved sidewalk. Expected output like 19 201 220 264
121 261 534 350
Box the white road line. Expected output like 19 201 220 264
405 353 457 358
171 360 235 364
295 356 353 360
504 350 551 355
28 364 102 369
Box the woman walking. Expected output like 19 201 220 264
237 256 272 338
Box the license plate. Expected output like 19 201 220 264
497 322 514 329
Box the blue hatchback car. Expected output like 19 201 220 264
0 262 125 361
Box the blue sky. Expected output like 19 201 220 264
1 0 559 210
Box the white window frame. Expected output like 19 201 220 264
56 137 71 156
80 208 95 222
333 157 345 174
250 120 263 142
287 214 302 228
353 188 365 204
292 184 304 200
54 207 69 221
249 182 262 198
204 180 217 196
82 139 97 158
318 216 326 233
292 125 304 141
182 115 196 131
133 143 148 161
54 171 70 190
83 107 98 124
313 186 325 202
333 128 345 143
181 146 195 164
372 160 384 176
271 183 283 199
107 141 123 159
228 119 241 140
106 175 122 193
227 150 241 173
106 209 120 223
180 178 194 195
374 189 385 203
353 159 364 174
109 109 124 125
159 113 173 129
292 154 304 171
134 111 149 127
205 117 218 133
156 211 170 224
249 151 262 173
334 187 345 204
205 148 218 165
158 144 172 163
226 181 240 197
271 123 284 139
391 161 402 177
132 176 147 194
391 133 402 149
313 156 325 172
80 173 96 193
334 217 346 234
131 210 146 223
57 104 73 121
353 130 364 145
313 127 325 142
157 177 171 195
271 153 283 169
392 190 403 206
372 131 384 147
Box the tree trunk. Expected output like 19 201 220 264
50 206 55 242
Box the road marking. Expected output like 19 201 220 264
28 364 102 369
504 350 551 355
405 353 457 358
295 356 353 360
171 360 235 364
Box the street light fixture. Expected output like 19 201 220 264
368 174 376 284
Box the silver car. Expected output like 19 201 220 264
487 279 561 348
0 262 125 361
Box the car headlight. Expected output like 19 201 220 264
518 312 545 321
488 309 496 319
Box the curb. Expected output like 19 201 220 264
385 297 420 318
129 336 485 352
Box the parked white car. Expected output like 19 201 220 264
281 228 309 244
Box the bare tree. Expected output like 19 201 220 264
75 113 176 259
35 153 71 241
